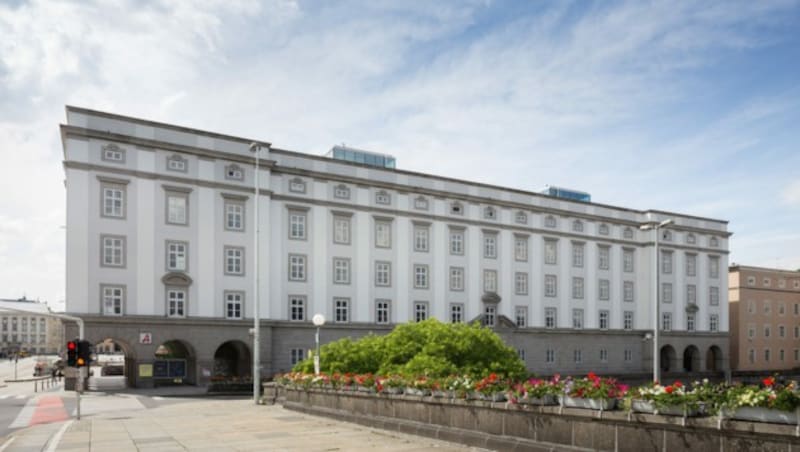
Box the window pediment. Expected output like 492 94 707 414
161 272 193 287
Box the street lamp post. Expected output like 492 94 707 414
249 143 262 404
312 314 325 375
640 218 674 383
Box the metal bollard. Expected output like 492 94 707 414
34 380 38 393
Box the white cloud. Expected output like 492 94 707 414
782 180 800 206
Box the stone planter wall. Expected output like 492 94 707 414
279 387 800 452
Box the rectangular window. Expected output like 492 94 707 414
686 254 696 277
288 254 306 281
708 315 717 332
598 246 610 270
599 310 609 329
623 311 634 330
288 210 307 240
225 292 243 319
572 243 584 268
515 272 528 295
375 261 391 287
794 326 799 339
483 305 496 327
166 193 188 225
764 349 771 362
375 220 392 248
515 236 528 262
662 312 672 331
598 279 610 300
101 235 125 267
414 302 428 322
709 287 719 306
225 247 244 275
449 229 464 255
225 201 244 231
572 277 584 299
572 309 584 329
414 265 429 289
101 285 124 316
624 281 634 302
376 299 390 324
545 275 557 297
289 296 305 321
546 349 555 364
167 288 186 318
544 239 558 265
661 251 673 274
687 284 697 304
333 216 351 244
574 349 582 363
167 156 187 172
600 349 608 362
686 313 696 331
334 298 350 323
101 183 125 218
450 267 464 291
515 306 528 327
765 325 771 338
709 256 720 278
748 325 756 339
748 349 755 364
624 349 633 362
545 307 557 328
290 349 305 366
517 349 526 361
484 269 497 292
662 283 672 303
166 241 188 271
623 249 634 272
413 225 430 252
333 258 351 284
450 304 463 323
483 233 497 258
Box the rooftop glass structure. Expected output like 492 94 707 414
540 185 591 202
326 145 396 169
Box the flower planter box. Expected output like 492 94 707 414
357 386 376 393
631 399 699 417
431 390 453 398
465 391 483 401
483 392 506 402
727 406 799 425
405 388 431 397
208 383 253 393
382 387 404 395
560 396 616 411
520 394 558 406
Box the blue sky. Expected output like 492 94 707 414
1 0 799 309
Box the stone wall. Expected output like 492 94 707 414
279 387 800 452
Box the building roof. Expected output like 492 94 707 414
0 297 52 314
729 265 800 275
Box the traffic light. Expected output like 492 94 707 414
76 340 91 367
66 340 77 367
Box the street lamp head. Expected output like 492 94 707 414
312 314 326 327
249 142 260 153
639 223 653 231
659 219 674 228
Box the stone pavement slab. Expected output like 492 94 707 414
1 399 490 451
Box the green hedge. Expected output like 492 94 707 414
293 319 526 379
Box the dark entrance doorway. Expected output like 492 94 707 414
683 345 700 372
213 341 251 378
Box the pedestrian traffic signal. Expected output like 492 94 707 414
77 340 91 367
66 340 77 367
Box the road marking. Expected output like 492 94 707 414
8 398 37 428
14 395 25 400
0 437 15 452
30 396 68 426
44 420 73 452
152 396 164 401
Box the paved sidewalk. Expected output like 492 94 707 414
2 399 485 451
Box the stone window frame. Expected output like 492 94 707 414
333 184 351 200
163 185 192 226
624 349 633 362
332 257 351 285
686 313 696 332
515 272 528 295
450 303 464 323
661 229 673 242
515 306 528 327
483 206 497 220
288 295 306 321
449 266 465 291
222 193 248 232
545 348 556 363
661 250 673 274
662 282 673 303
166 286 188 318
166 154 188 173
224 246 246 276
288 254 307 282
623 311 634 330
287 207 308 241
165 240 189 272
544 238 558 265
708 256 720 279
709 236 719 248
332 213 352 245
414 301 429 322
288 177 306 194
374 217 393 249
600 349 609 363
375 299 391 324
225 164 245 181
598 223 610 236
334 297 350 323
101 143 126 163
624 281 635 302
623 248 635 273
100 284 125 316
572 241 585 268
709 314 719 332
100 234 127 268
709 286 719 306
413 196 429 211
290 349 305 366
544 215 557 228
483 230 498 259
414 264 430 289
597 245 610 270
686 233 696 244
449 226 465 255
515 210 527 225
598 279 610 300
450 201 464 216
686 284 697 304
483 269 498 293
375 190 391 205
572 277 584 299
544 274 557 297
98 176 129 219
482 304 496 327
662 312 672 332
572 220 584 233
413 223 430 253
573 349 583 363
374 261 392 287
623 227 634 239
685 253 697 277
224 290 244 319
514 234 528 262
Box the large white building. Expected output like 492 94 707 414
62 106 730 387
0 297 64 356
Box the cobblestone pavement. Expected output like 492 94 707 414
2 399 487 451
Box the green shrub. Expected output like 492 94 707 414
292 319 525 379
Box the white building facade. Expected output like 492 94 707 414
0 298 64 356
62 106 730 387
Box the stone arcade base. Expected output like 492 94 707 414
279 387 800 452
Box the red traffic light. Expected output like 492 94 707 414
67 341 76 351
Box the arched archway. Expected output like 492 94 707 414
88 337 136 389
660 345 677 373
683 345 701 372
706 345 723 371
154 339 196 386
213 341 251 379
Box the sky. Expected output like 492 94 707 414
1 0 799 311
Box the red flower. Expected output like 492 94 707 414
673 381 682 388
489 373 498 382
587 371 598 381
763 377 775 387
665 386 674 394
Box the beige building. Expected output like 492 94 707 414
0 297 64 356
729 265 800 371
